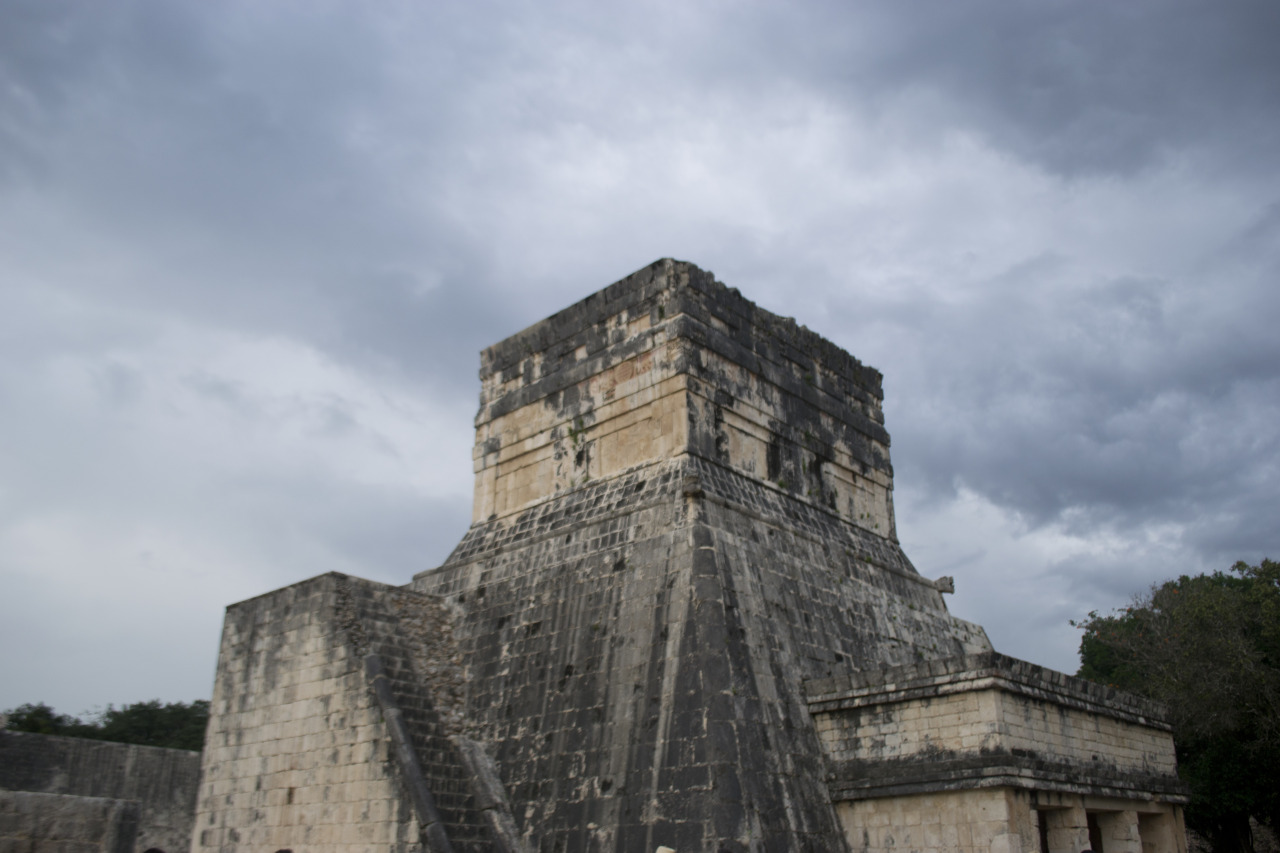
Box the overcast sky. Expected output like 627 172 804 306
3 0 1278 717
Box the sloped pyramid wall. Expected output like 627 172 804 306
410 260 990 852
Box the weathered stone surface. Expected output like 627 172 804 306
194 258 1188 853
410 260 991 851
0 791 139 853
835 788 1038 853
0 731 199 853
808 652 1186 804
468 260 897 536
809 653 1188 852
193 574 498 853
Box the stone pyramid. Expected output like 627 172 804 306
194 259 1186 853
407 259 990 850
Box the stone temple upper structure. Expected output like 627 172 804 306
192 260 1188 853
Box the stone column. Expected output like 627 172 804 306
1043 803 1089 853
1097 810 1141 853
1138 807 1188 853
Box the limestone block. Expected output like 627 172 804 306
1098 809 1142 853
1044 803 1090 853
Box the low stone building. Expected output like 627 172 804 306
192 259 1187 852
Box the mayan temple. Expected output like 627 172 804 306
190 260 1189 853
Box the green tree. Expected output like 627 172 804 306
96 699 210 751
3 699 209 751
3 702 99 738
1076 560 1280 853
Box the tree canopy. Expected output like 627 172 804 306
1076 559 1280 853
3 699 209 752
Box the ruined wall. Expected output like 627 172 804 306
193 574 490 853
411 259 991 852
0 730 200 853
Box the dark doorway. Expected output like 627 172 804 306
1036 810 1050 853
1086 812 1105 852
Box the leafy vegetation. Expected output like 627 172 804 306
3 699 209 752
1076 560 1280 853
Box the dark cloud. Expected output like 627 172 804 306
2 0 1279 706
775 1 1280 177
874 236 1280 524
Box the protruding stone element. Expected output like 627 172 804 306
933 575 955 594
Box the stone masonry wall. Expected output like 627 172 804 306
331 575 491 852
0 791 140 853
195 575 418 853
812 689 1176 777
471 259 898 537
807 653 1185 804
194 573 496 853
189 258 1190 852
413 455 990 851
409 260 995 851
0 730 200 853
834 787 1039 853
836 788 1188 853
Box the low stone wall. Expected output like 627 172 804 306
0 731 200 853
0 791 139 853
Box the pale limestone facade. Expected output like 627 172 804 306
808 654 1187 852
836 789 1185 853
811 675 1177 778
196 579 428 853
835 789 1039 853
471 278 897 538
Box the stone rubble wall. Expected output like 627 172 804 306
0 731 199 853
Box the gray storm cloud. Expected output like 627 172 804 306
2 0 1278 710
